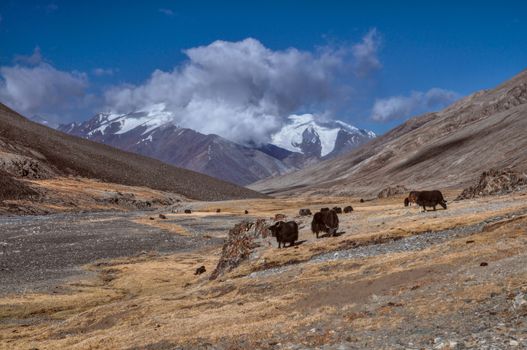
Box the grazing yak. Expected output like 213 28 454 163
333 207 342 214
268 221 299 248
184 209 192 214
320 207 330 212
415 190 447 211
299 208 312 216
343 206 353 213
404 191 421 207
311 209 339 238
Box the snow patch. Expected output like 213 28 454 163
271 114 370 157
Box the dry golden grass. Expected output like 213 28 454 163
1 192 527 349
3 177 185 214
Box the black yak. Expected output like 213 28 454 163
415 190 447 211
311 209 339 238
268 221 299 248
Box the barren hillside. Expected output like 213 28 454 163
0 103 266 202
250 69 527 196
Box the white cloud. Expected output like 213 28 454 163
92 67 115 76
352 28 382 76
104 37 357 144
158 8 174 16
371 88 459 122
14 47 43 65
0 61 89 122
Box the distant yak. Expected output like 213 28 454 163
343 206 353 213
332 207 342 214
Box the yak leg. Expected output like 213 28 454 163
278 241 281 249
433 205 437 211
422 205 427 212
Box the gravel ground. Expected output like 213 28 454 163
0 211 224 295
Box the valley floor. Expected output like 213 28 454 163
1 191 527 349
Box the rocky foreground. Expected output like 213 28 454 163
0 191 526 349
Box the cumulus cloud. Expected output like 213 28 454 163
371 88 459 122
352 28 381 77
0 58 89 123
158 8 174 16
104 38 358 143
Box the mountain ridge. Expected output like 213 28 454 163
59 110 375 185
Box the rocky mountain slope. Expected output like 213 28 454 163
59 108 374 185
251 69 527 196
0 103 266 201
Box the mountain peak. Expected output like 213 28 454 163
270 114 375 157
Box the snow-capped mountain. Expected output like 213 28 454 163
270 114 376 159
59 108 375 185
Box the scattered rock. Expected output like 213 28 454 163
457 168 527 200
360 198 365 203
184 209 192 214
274 213 286 221
216 209 221 213
466 240 475 244
377 185 409 199
194 266 206 275
299 208 312 216
244 210 249 214
480 262 488 266
149 217 155 220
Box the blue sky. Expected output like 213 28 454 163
0 0 526 139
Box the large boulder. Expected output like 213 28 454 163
457 168 527 200
377 185 409 199
210 219 269 280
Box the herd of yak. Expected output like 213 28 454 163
267 190 447 249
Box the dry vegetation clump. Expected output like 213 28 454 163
210 218 269 280
457 168 527 200
377 185 409 199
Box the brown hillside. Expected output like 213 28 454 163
0 103 266 201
